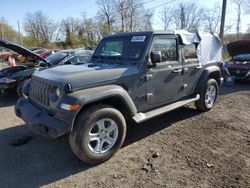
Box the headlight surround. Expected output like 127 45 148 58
0 77 16 84
49 86 61 102
22 79 31 98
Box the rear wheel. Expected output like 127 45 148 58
195 78 218 111
69 104 127 164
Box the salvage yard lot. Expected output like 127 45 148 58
0 84 249 188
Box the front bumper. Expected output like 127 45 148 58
225 67 250 80
15 97 69 138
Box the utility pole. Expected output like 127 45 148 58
219 0 227 44
17 20 23 45
180 4 185 29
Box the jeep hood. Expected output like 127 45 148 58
227 40 250 57
0 39 47 63
34 63 139 90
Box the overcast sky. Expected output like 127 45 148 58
1 0 249 34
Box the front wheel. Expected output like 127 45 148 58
195 78 219 111
69 104 127 164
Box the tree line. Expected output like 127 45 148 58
0 0 250 48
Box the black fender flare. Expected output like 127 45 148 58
68 85 137 130
195 65 221 94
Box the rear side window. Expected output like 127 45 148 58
151 35 177 62
181 44 198 63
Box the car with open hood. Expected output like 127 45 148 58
0 39 93 96
224 40 250 81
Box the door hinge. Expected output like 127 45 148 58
146 93 153 100
182 84 188 90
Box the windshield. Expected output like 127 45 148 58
233 54 250 60
93 35 148 62
45 52 68 65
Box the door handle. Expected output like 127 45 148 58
172 68 182 73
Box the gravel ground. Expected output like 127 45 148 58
0 83 249 188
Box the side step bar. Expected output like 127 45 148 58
132 94 200 123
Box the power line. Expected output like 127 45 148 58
147 0 177 11
55 0 159 20
47 0 85 15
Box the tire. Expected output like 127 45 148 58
69 104 127 164
17 80 25 97
195 78 219 111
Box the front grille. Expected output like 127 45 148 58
29 77 52 109
228 68 249 77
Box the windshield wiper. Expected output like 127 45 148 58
105 56 124 65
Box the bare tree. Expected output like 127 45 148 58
176 2 205 30
159 1 205 30
140 10 154 31
112 0 152 33
204 5 221 34
113 0 127 33
23 11 57 46
232 0 244 39
0 18 19 42
61 17 80 46
81 13 100 47
96 0 116 35
159 7 175 30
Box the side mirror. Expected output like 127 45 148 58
39 62 47 67
150 51 162 65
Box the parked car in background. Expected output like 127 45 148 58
39 49 93 67
223 40 250 81
0 39 93 96
29 47 44 51
17 48 47 63
39 49 60 59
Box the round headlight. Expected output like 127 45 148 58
49 86 60 102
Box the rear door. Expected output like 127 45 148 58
181 44 203 95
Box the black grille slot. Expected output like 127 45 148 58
228 68 248 77
29 77 52 109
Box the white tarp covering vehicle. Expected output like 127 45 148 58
175 30 222 65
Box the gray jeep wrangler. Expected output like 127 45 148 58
15 30 222 164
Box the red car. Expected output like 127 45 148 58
39 49 60 59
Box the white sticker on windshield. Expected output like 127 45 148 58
131 36 146 42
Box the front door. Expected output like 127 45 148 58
146 35 182 107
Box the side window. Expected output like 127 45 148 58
151 35 177 62
69 56 78 64
181 44 198 63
